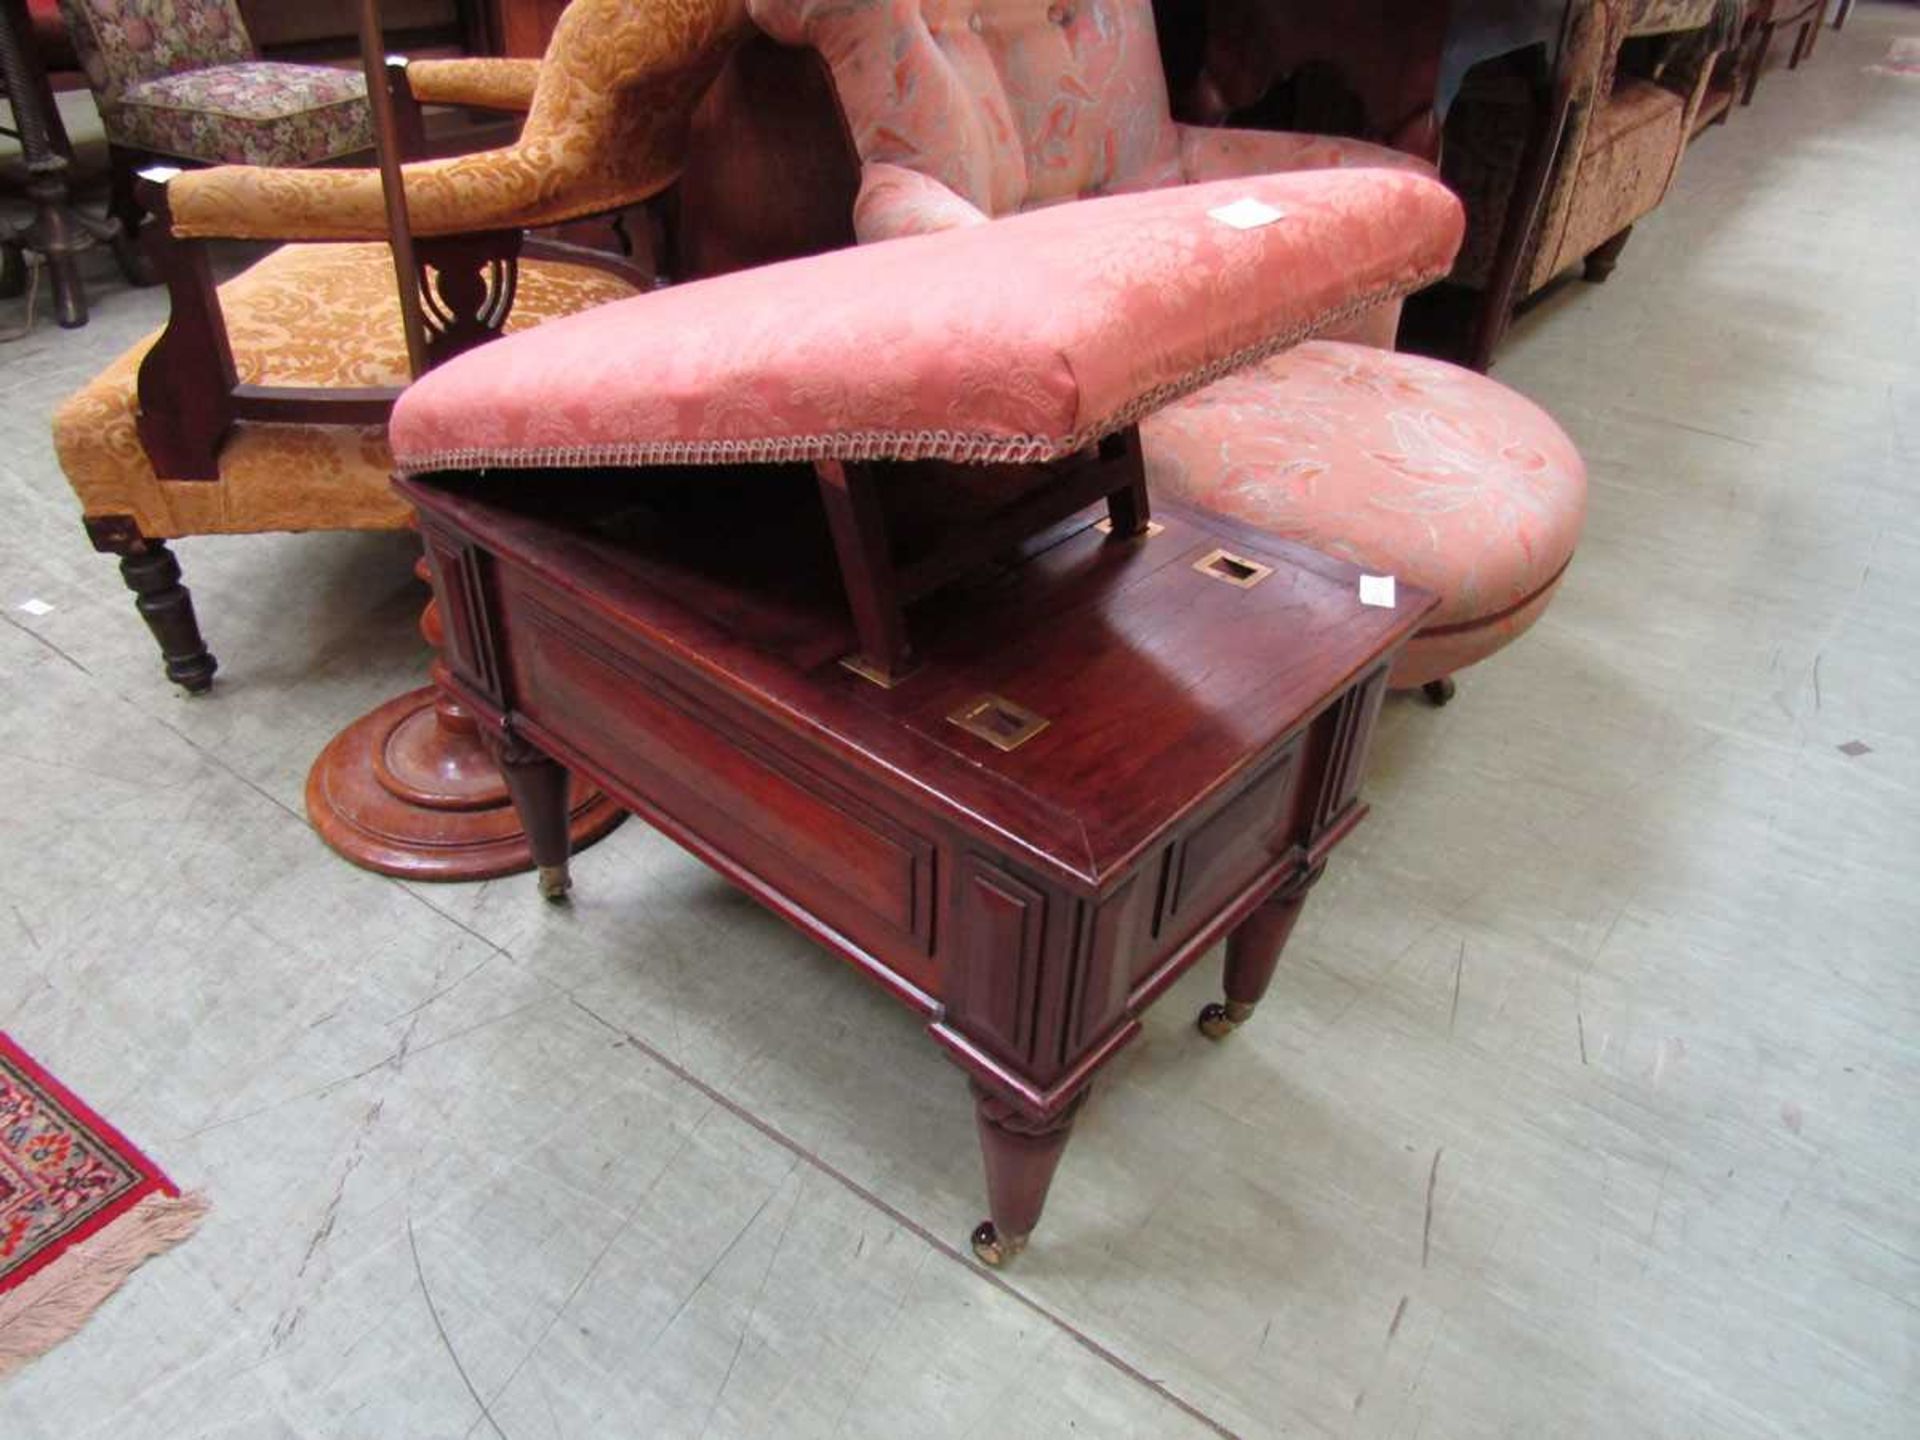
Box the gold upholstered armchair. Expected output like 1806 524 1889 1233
52 0 752 884
56 0 751 678
1440 0 1741 351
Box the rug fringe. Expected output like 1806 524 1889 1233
0 1190 209 1380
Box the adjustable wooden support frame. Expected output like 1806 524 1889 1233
816 426 1153 685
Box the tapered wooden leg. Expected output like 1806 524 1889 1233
307 555 623 881
107 147 146 249
118 541 217 694
493 735 575 901
1583 227 1634 284
969 1084 1088 1267
1198 863 1326 1039
1789 19 1813 67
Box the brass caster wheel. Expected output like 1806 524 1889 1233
1422 677 1457 708
970 1221 1026 1268
1197 1000 1255 1040
537 863 572 903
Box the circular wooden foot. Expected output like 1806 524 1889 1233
970 1221 1026 1268
307 686 623 881
1197 999 1256 1040
1422 677 1457 707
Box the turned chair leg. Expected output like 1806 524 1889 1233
1789 18 1814 68
1198 863 1325 1039
105 146 156 287
117 540 217 694
1423 676 1458 707
970 1083 1087 1267
492 736 576 901
1583 227 1634 284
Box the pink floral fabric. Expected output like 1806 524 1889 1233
749 0 1443 348
390 169 1464 475
1143 342 1586 686
749 0 1434 223
114 61 371 166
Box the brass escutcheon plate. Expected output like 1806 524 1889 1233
1192 547 1274 589
947 693 1050 752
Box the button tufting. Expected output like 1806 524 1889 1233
1048 3 1075 23
969 11 983 32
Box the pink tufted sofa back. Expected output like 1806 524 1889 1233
748 0 1188 217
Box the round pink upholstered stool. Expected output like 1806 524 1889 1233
1142 341 1586 702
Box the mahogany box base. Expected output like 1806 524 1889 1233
398 463 1434 1263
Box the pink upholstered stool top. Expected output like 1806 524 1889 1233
389 168 1463 475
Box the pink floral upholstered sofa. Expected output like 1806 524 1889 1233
747 0 1590 699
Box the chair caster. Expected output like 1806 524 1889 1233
1422 677 1457 707
537 863 572 902
970 1221 1027 1268
1197 1000 1255 1039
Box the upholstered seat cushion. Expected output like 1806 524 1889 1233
111 61 371 166
54 243 641 541
1143 342 1586 687
391 168 1463 473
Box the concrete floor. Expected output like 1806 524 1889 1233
2 9 1916 1438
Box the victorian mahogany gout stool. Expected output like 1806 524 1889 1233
379 167 1472 1259
399 461 1434 1264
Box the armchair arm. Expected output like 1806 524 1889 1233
161 126 679 244
162 150 557 243
402 56 543 113
852 163 989 243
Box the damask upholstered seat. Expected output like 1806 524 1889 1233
389 170 1466 471
750 0 1588 695
54 244 638 546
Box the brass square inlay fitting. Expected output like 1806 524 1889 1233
947 693 1050 752
1193 547 1274 589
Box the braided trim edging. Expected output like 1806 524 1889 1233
393 270 1439 477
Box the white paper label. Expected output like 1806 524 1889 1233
1208 198 1287 230
17 599 54 617
1359 574 1397 609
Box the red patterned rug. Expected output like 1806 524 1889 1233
0 1032 206 1378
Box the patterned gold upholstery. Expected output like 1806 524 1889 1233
1445 0 1736 296
163 0 753 241
54 245 640 541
